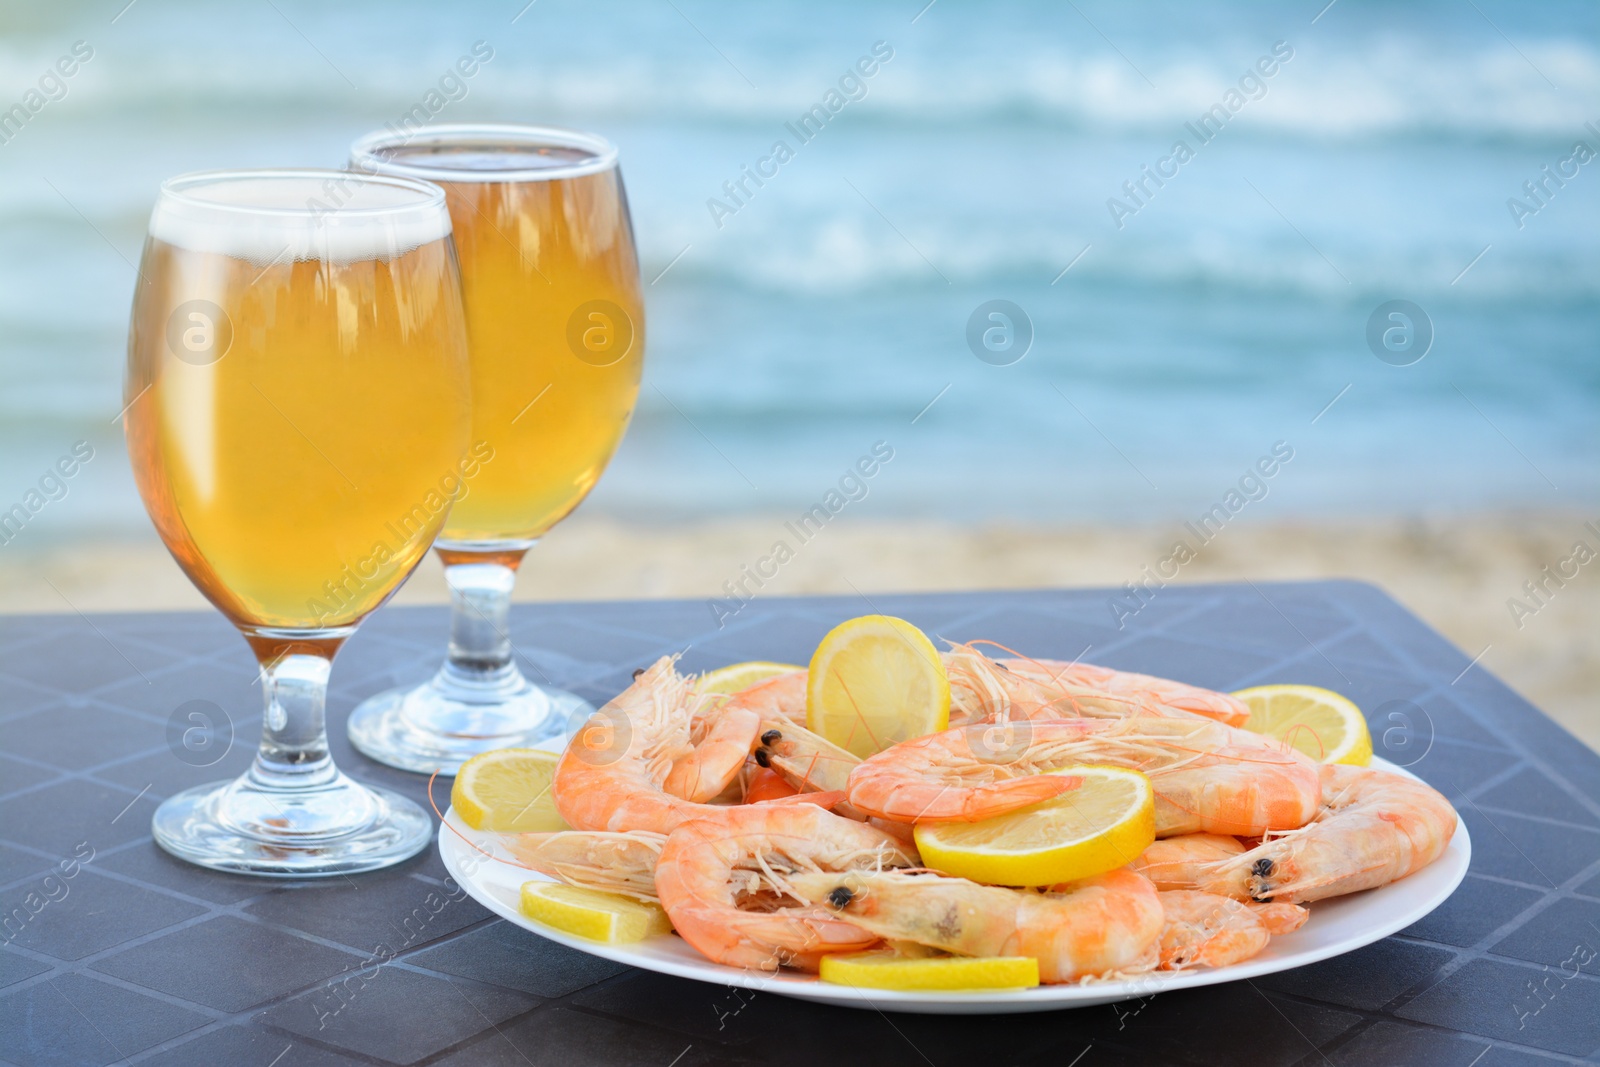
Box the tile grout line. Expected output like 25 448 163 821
1354 597 1600 827
1265 989 1597 1067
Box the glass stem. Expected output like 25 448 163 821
248 652 338 791
437 562 527 697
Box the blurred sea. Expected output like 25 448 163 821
0 0 1595 541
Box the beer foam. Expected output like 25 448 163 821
150 172 451 264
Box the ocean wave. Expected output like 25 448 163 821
0 0 1594 530
7 187 1596 309
2 14 1596 142
639 213 1600 302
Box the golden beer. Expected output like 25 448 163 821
346 127 646 774
125 177 471 640
354 132 644 544
128 169 467 876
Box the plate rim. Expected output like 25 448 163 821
438 755 1471 1012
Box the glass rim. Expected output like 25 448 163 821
158 167 449 219
349 124 620 183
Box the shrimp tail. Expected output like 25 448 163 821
1156 890 1273 970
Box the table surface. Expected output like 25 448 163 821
2 581 1598 1067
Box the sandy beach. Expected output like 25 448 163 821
4 512 1594 751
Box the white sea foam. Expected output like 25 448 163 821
148 173 451 264
39 32 1598 140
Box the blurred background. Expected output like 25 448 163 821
0 1 1595 744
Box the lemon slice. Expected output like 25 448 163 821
451 748 569 833
1233 684 1371 766
807 615 951 759
699 661 803 695
820 951 1039 991
914 765 1155 887
520 882 672 943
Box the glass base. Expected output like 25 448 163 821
347 674 591 775
152 772 431 878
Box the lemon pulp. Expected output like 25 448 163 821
914 765 1156 887
1234 684 1371 766
807 615 951 759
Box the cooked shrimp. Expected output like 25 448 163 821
743 766 801 803
751 721 915 844
1198 764 1458 904
790 867 1164 983
846 716 1321 837
724 676 908 842
553 657 759 834
755 718 860 795
716 669 861 794
945 644 1066 727
1150 721 1323 835
501 830 665 903
742 651 1167 737
845 723 1084 823
944 644 1165 727
1156 890 1273 969
1132 837 1309 933
1003 655 1250 727
734 663 1046 819
1131 833 1247 890
654 802 917 972
1250 901 1310 935
502 797 850 904
663 671 765 803
728 669 806 721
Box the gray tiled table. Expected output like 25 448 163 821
2 582 1599 1066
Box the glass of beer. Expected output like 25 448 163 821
346 125 644 774
125 169 471 875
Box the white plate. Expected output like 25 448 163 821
439 755 1470 1014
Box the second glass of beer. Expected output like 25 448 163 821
347 125 644 773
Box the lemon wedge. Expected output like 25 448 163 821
914 765 1155 887
519 882 672 943
820 951 1039 991
807 615 950 759
698 661 803 695
451 748 568 833
1234 684 1371 766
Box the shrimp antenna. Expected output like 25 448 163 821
965 639 1066 683
426 770 542 874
